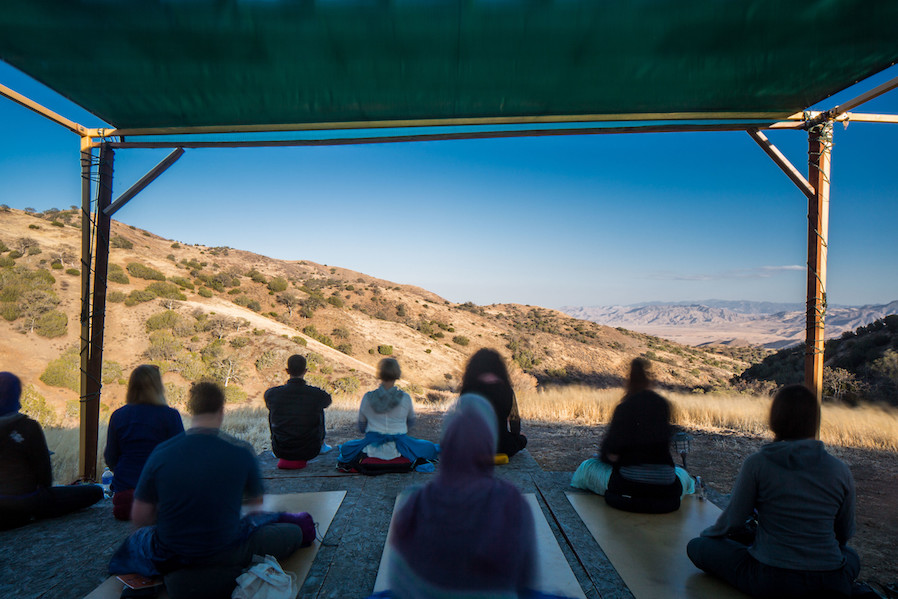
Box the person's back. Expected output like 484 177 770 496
0 413 48 496
360 387 412 435
106 403 183 492
725 439 853 570
388 394 536 598
138 428 261 557
264 355 332 462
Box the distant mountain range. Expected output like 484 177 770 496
560 300 898 348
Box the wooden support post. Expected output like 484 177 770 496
78 137 93 481
805 122 833 404
81 144 114 482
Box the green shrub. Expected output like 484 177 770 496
332 376 360 395
452 335 470 346
255 350 281 371
51 221 64 227
337 343 353 355
107 291 127 303
247 270 267 285
224 385 248 403
107 264 130 284
291 336 307 346
327 296 344 308
50 262 63 270
8 250 23 259
146 281 187 300
21 385 57 426
171 242 181 249
111 236 133 249
0 256 14 268
35 310 67 337
267 276 288 292
377 345 393 355
424 348 432 354
146 310 179 331
230 336 250 348
127 262 166 281
65 268 79 276
169 276 194 290
125 289 156 306
198 287 213 298
28 224 40 230
1 303 20 321
332 327 350 339
164 382 187 406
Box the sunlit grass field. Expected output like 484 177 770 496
43 387 898 483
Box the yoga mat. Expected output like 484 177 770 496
84 490 346 599
374 493 586 598
565 492 748 599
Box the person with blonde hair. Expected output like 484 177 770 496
571 358 693 513
104 364 183 520
337 358 439 473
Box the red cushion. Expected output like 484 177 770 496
277 459 307 470
360 456 411 465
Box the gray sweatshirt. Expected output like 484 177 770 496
701 439 855 571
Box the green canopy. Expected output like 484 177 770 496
1 0 895 131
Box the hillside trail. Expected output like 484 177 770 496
183 298 378 377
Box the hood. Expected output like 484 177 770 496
367 386 404 413
760 439 826 470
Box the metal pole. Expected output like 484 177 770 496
78 137 93 481
81 144 114 482
805 122 833 404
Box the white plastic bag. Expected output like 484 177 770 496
231 554 297 599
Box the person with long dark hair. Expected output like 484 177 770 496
104 365 184 520
459 348 527 458
571 358 692 513
686 385 859 597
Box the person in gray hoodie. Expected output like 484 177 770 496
337 359 439 470
687 384 859 598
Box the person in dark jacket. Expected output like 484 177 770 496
459 348 527 458
105 364 184 520
686 385 859 598
571 358 693 513
0 372 103 530
264 355 332 468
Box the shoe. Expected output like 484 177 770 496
320 443 333 454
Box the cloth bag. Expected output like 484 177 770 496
231 555 296 599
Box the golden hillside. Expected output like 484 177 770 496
0 206 749 421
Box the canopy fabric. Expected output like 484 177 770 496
1 0 897 131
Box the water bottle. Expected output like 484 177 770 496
101 467 113 498
695 475 705 501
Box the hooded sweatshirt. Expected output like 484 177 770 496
701 439 855 571
357 386 415 460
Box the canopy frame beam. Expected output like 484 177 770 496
105 147 184 217
748 129 816 200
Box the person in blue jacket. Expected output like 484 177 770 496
105 364 183 520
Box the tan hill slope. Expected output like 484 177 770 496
1 207 752 422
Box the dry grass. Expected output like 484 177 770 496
517 386 898 452
41 387 898 483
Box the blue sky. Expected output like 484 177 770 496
1 62 896 309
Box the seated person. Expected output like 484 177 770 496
104 365 184 520
459 348 528 458
109 382 313 599
264 354 332 468
337 359 438 471
0 372 103 530
386 394 537 597
687 385 859 598
571 358 692 513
